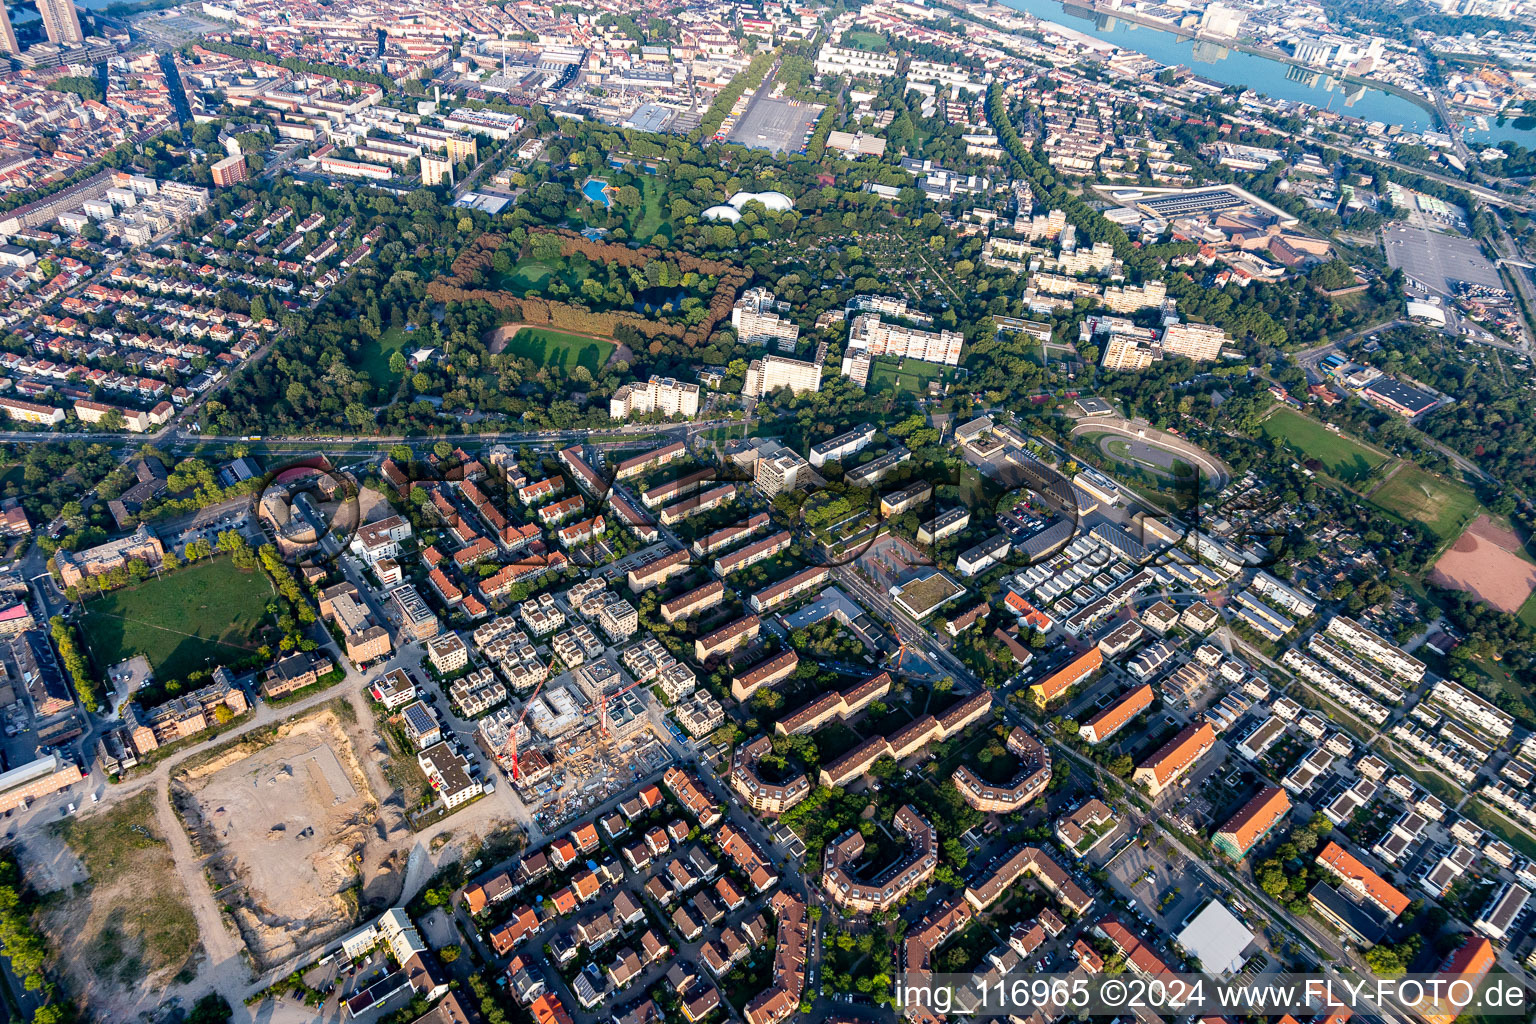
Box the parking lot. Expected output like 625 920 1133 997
726 95 823 155
1385 225 1503 296
1108 835 1211 932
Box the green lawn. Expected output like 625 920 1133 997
1520 591 1536 631
867 357 948 396
843 30 888 51
1464 797 1536 860
508 261 553 290
495 258 593 297
79 557 273 681
500 327 616 375
1258 407 1387 484
626 177 668 244
354 324 413 387
1368 463 1480 540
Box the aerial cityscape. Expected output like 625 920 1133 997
1 0 1536 1021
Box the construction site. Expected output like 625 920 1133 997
470 615 680 835
169 707 400 972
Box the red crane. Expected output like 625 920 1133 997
504 671 548 783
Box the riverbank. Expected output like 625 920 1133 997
999 0 1439 129
1065 0 1442 121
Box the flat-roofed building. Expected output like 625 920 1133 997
610 377 701 420
390 583 441 642
742 355 821 398
809 426 875 468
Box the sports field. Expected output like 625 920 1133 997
79 558 273 681
1370 463 1480 541
867 357 947 395
1258 408 1387 484
500 327 616 375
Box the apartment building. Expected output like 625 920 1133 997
55 523 164 588
1212 786 1290 860
814 43 898 78
808 426 875 468
352 515 413 565
692 514 771 559
731 290 800 351
731 735 811 814
951 728 1051 813
774 673 890 736
418 742 483 808
262 650 335 699
842 315 964 383
1079 684 1153 744
742 355 821 398
390 583 441 642
610 376 701 419
125 676 249 754
749 566 830 614
676 690 725 737
661 581 726 623
1159 321 1228 361
822 805 937 913
1427 678 1514 740
1132 722 1215 797
1029 647 1102 708
754 450 809 498
715 531 791 576
627 548 691 592
1311 840 1411 942
725 641 797 697
694 615 760 661
0 396 66 426
1325 616 1426 683
613 442 687 481
1100 334 1156 372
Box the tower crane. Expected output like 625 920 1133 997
503 661 553 782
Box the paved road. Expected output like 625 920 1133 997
0 416 751 448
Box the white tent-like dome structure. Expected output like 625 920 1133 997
701 205 742 222
727 190 793 213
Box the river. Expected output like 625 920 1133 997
999 0 1439 130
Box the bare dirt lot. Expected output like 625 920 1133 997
1431 515 1536 613
26 791 202 1009
171 709 401 971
